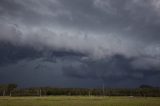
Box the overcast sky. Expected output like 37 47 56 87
0 0 160 88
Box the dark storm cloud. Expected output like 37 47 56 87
63 55 134 80
0 0 160 56
0 42 85 66
0 42 42 66
0 0 160 87
62 55 160 87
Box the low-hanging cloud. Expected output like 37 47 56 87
0 0 160 87
0 21 160 70
0 22 141 58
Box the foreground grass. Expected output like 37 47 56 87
0 96 160 106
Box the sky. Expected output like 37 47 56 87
0 0 160 88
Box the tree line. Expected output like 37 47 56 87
0 84 17 96
0 84 160 97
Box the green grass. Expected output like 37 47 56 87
0 96 160 106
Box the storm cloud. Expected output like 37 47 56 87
0 0 160 87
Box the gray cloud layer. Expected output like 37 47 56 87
0 0 160 87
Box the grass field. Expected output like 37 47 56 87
0 96 160 106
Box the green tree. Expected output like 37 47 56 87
8 84 18 96
0 84 8 96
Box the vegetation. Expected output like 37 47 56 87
0 84 17 96
0 96 160 106
0 84 160 106
0 84 160 97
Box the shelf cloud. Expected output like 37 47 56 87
0 0 160 87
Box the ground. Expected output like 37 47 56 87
0 96 160 106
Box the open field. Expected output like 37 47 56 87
0 96 160 106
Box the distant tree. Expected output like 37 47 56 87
7 84 18 96
0 84 8 96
